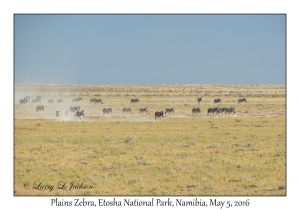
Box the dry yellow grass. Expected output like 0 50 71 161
14 84 285 195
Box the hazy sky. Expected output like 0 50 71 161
14 14 286 84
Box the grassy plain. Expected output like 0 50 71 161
14 84 286 195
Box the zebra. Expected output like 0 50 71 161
74 110 84 121
165 108 174 116
207 107 219 116
95 99 103 104
48 99 54 104
217 107 225 117
19 99 28 105
90 98 96 104
139 108 147 116
238 98 247 105
214 98 221 105
31 98 40 104
57 99 64 104
103 108 112 116
90 98 102 104
56 111 61 121
123 108 131 115
192 107 201 117
72 97 83 103
197 97 202 105
130 98 139 104
35 96 42 103
24 96 32 104
69 106 80 115
36 105 44 114
25 96 42 104
224 107 235 117
155 111 164 122
30 96 42 104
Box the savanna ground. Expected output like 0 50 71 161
14 84 286 196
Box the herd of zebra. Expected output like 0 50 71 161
19 95 248 122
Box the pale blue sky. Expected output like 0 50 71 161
14 14 286 84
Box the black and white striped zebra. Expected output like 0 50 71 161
74 110 84 121
123 108 131 115
238 98 247 105
197 97 202 105
19 98 28 105
31 98 40 104
217 107 225 117
56 111 61 121
130 98 139 104
29 96 41 104
36 105 44 114
165 108 174 116
139 108 147 116
207 107 219 116
72 97 83 103
224 107 235 117
155 111 164 122
27 96 42 104
69 106 80 115
103 108 112 116
92 99 103 105
214 98 221 105
192 107 201 117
